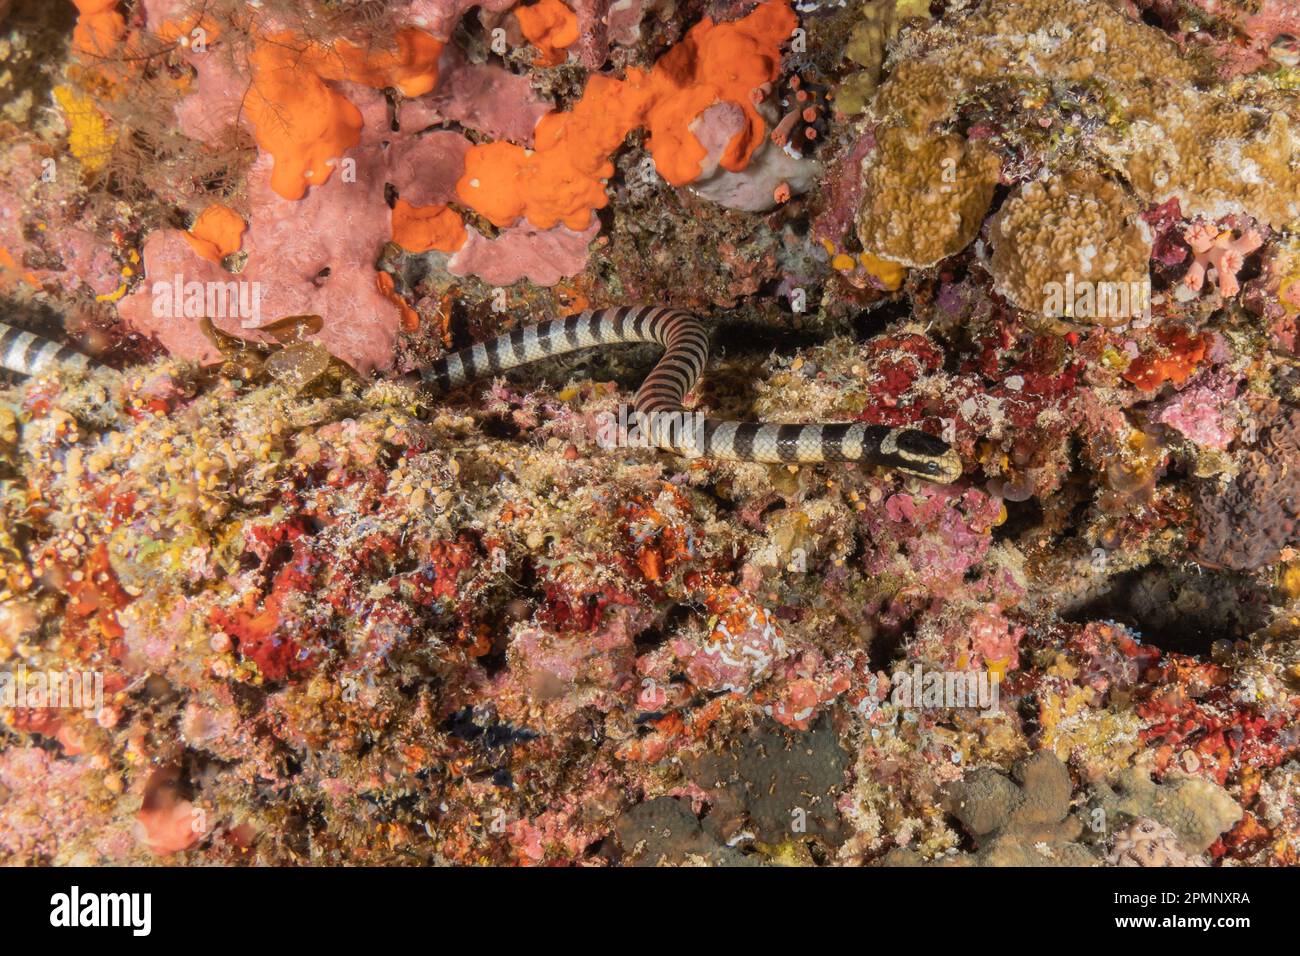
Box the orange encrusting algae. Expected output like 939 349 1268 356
516 0 580 67
391 200 468 254
183 204 247 264
246 30 444 201
457 0 797 231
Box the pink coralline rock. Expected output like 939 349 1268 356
569 0 611 69
1154 372 1239 450
764 650 855 731
402 0 518 40
179 696 241 754
1142 198 1190 269
958 605 1022 672
448 218 600 287
811 130 874 250
386 129 474 206
606 0 649 46
135 766 206 856
120 88 472 371
1182 221 1264 298
907 602 1023 683
507 772 618 863
0 145 119 297
47 228 121 296
119 596 197 676
0 746 131 863
172 49 245 144
1217 0 1300 77
864 485 1002 590
402 45 552 145
666 603 789 694
1133 0 1300 76
501 606 645 718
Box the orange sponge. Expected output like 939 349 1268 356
247 30 444 200
457 0 796 231
391 199 468 253
516 0 580 67
309 28 446 98
183 203 247 264
643 0 795 185
71 0 126 56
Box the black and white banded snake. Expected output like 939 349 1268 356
1 308 963 482
423 306 962 482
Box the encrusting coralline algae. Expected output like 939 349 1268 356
0 0 1298 867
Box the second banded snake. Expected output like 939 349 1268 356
424 306 962 482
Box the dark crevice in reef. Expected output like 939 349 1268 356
992 496 1044 544
867 623 910 675
634 602 694 651
853 298 910 341
712 319 825 357
1062 562 1272 656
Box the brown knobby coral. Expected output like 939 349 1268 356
988 169 1152 325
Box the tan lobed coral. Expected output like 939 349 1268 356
1092 768 1243 856
1120 91 1300 230
835 0 932 117
987 169 1152 324
856 127 1001 268
855 0 1300 279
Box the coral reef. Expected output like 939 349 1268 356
1194 404 1300 570
1 0 1299 871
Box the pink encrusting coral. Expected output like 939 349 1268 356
1154 371 1240 451
120 87 473 372
448 220 601 287
401 44 553 146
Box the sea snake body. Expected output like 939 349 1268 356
0 321 99 377
1 311 963 481
423 306 963 482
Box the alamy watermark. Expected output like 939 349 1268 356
889 665 1001 718
151 275 263 325
1042 272 1151 324
0 666 104 715
594 404 706 453
49 886 151 936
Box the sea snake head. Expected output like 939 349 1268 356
878 427 964 483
